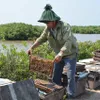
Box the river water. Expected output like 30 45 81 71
74 34 100 42
0 34 100 52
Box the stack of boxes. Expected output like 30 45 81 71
79 58 100 89
62 63 88 97
29 55 66 100
93 50 100 61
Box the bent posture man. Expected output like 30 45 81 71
28 4 78 99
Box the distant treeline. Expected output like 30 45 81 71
71 26 100 34
0 23 100 40
0 23 44 40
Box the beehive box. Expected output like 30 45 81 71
86 72 100 89
62 72 88 97
35 79 65 100
76 63 86 72
29 56 66 100
93 50 100 61
29 55 53 76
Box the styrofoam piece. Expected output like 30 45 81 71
85 65 100 73
0 78 14 86
77 62 85 65
79 58 95 64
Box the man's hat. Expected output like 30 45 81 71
38 4 61 23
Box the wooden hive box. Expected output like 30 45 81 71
93 50 100 61
86 72 100 89
29 55 53 76
34 79 65 100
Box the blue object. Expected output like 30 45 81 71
77 72 89 80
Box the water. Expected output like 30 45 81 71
74 34 100 42
0 34 100 52
0 41 33 52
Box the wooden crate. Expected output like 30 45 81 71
62 72 88 97
76 63 86 72
29 55 53 76
29 56 66 100
93 50 100 61
35 79 65 100
94 50 100 57
86 72 100 89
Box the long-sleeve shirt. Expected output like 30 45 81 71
36 21 78 59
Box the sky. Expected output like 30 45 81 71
0 0 100 26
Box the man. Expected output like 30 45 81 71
28 4 78 99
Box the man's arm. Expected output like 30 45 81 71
27 40 40 55
27 27 48 55
30 40 40 50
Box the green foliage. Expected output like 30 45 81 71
33 42 55 60
0 44 30 81
78 40 100 60
72 26 100 34
0 23 44 40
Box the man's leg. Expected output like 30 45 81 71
52 60 64 86
63 57 76 98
